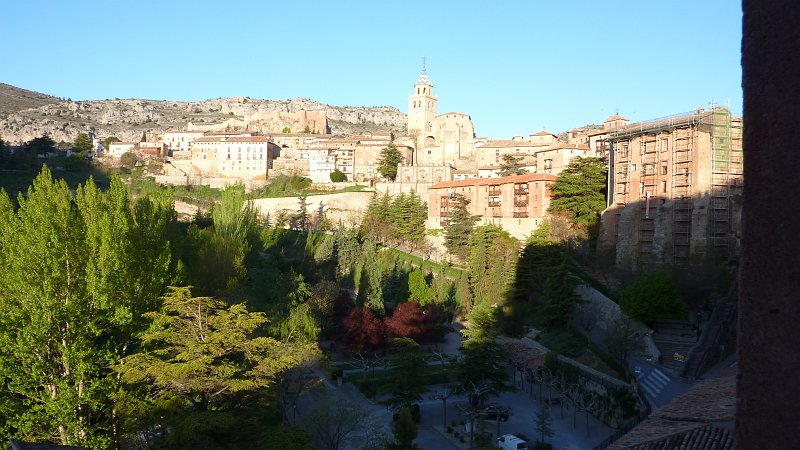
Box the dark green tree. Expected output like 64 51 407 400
389 407 421 450
467 225 518 309
282 127 291 133
619 272 687 323
382 338 428 411
407 268 432 305
497 154 529 177
140 131 147 142
377 143 403 181
102 136 121 151
73 132 92 155
330 169 347 182
443 194 479 262
548 156 607 231
295 193 310 231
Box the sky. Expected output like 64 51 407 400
0 0 742 138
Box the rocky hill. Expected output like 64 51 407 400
0 83 61 116
0 84 407 145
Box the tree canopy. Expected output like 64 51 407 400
619 272 687 323
497 154 529 177
73 133 93 155
443 194 479 262
548 156 607 231
377 143 404 181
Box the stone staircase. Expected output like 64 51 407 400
651 319 698 376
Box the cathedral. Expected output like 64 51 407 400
406 64 476 167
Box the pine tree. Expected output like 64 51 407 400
378 143 403 181
548 157 607 231
443 194 479 262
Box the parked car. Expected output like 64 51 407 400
498 434 528 450
544 397 562 406
479 405 509 421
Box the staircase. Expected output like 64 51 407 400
651 319 697 376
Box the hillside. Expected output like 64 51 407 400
0 84 407 144
0 83 61 116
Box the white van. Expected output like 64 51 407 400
498 434 528 450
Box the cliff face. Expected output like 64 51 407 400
0 84 407 144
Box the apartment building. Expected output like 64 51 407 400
598 107 743 271
428 173 557 238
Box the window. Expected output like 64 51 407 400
661 180 667 193
631 164 637 172
661 162 668 174
544 159 553 170
661 138 669 152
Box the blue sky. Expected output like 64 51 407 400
1 0 742 138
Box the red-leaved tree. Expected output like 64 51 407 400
340 307 385 353
385 301 442 343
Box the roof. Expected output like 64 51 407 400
608 370 736 450
193 136 272 143
605 114 629 122
439 111 470 117
109 141 137 146
163 129 205 134
430 172 557 189
530 130 557 137
480 139 542 148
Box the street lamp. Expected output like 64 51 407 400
293 402 297 424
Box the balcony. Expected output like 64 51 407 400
514 188 529 196
488 200 501 208
488 188 501 196
513 211 529 218
514 198 528 207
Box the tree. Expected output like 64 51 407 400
330 169 347 182
294 193 310 231
301 390 378 450
339 307 385 353
282 127 292 133
116 287 302 445
389 407 421 450
497 154 529 177
548 156 607 233
103 136 121 151
302 125 312 133
377 143 403 181
535 406 555 444
443 194 479 262
0 169 176 447
385 301 441 343
73 132 93 155
120 151 139 171
457 337 510 406
605 314 645 365
467 225 519 309
619 272 687 323
140 131 147 142
382 338 428 411
407 269 432 305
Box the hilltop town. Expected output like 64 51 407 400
0 68 743 450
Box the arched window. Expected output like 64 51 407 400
417 88 420 94
425 136 436 147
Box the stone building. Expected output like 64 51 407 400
406 65 476 167
162 130 206 158
427 173 557 239
190 135 279 180
597 107 743 271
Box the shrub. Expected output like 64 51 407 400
619 273 688 323
330 169 347 182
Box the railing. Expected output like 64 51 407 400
512 211 528 218
514 188 529 196
514 198 528 207
488 200 501 208
488 188 501 196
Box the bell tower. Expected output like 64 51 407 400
407 60 438 143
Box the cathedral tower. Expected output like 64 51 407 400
407 63 438 143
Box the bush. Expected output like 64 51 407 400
120 151 139 171
330 169 347 182
619 273 688 323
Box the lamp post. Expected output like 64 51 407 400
293 402 297 424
